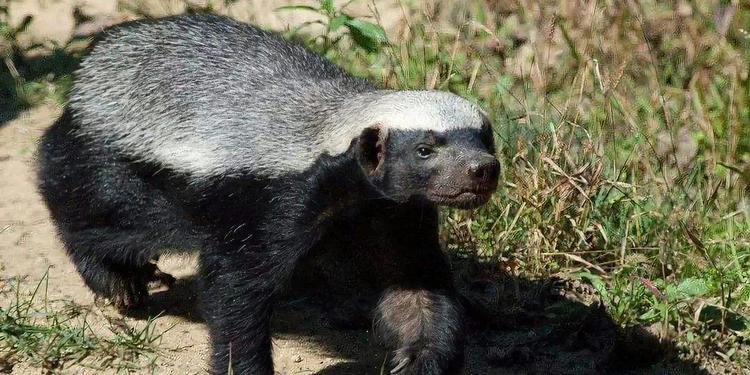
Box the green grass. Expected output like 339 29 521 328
1 0 748 371
0 271 166 373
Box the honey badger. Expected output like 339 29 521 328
36 14 500 375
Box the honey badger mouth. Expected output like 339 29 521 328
427 186 495 209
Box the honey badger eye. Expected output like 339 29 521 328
416 146 434 158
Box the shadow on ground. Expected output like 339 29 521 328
132 262 710 375
0 46 81 126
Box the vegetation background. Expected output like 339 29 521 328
1 0 748 374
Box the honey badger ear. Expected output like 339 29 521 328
356 125 388 176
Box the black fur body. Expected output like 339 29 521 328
37 14 499 375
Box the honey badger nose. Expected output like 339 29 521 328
467 156 500 182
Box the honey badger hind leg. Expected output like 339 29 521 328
61 229 177 310
37 110 188 310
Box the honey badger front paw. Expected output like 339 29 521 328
94 263 176 310
94 275 149 310
142 262 176 292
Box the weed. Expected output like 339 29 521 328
0 271 166 373
277 0 387 54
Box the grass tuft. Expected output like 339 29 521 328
0 271 166 373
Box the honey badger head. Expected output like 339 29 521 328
344 91 500 209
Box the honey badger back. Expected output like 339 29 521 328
37 14 500 375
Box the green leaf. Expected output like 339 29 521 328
344 19 386 52
329 14 351 33
347 28 376 52
345 19 387 42
677 278 709 297
639 309 660 322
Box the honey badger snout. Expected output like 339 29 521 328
466 153 500 184
423 146 500 209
